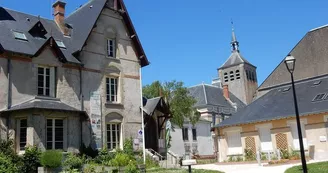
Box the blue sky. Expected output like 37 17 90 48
1 0 328 87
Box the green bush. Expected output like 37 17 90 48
0 139 21 163
261 153 267 160
63 153 84 170
111 152 131 170
124 138 134 157
40 150 63 168
0 153 18 173
244 149 256 161
281 149 290 159
145 155 159 168
125 160 139 173
95 148 116 165
20 146 41 173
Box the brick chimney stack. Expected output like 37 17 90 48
223 84 229 99
52 1 66 33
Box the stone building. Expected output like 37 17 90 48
214 24 328 161
218 27 258 105
0 0 149 153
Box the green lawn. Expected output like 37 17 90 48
285 161 328 173
147 168 223 173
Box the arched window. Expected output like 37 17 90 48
230 71 234 81
224 72 228 82
236 70 240 79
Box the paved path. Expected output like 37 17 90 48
191 160 328 173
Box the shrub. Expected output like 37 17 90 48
0 153 18 173
261 153 267 160
0 139 20 163
145 155 159 168
40 150 63 168
289 149 300 160
79 144 98 158
123 138 134 157
111 152 131 170
281 149 290 159
95 148 116 165
63 153 84 170
20 146 41 173
125 160 139 173
83 163 96 173
244 149 256 161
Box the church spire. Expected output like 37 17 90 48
231 20 239 52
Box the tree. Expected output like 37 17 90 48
143 80 200 127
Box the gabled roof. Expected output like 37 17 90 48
219 51 253 69
143 97 170 116
217 76 328 128
0 0 150 67
188 84 245 110
258 24 328 90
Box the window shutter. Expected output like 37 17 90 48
16 119 21 152
63 119 67 151
50 67 55 97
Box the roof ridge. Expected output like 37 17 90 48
3 7 53 22
202 83 208 105
309 24 328 32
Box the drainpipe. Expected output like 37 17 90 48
79 66 84 148
6 57 11 139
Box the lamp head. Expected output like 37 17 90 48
284 54 296 73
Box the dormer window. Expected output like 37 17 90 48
107 39 116 58
55 40 66 49
13 31 27 41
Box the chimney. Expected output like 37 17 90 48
52 1 66 33
223 84 229 99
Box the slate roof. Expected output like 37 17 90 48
2 97 87 116
143 97 170 116
188 84 245 110
0 0 149 66
217 76 328 128
219 51 253 69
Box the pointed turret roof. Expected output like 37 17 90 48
219 23 254 70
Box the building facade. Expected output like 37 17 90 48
0 0 149 153
215 24 328 162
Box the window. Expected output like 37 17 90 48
107 123 120 150
107 39 116 57
13 31 27 41
55 40 66 49
192 128 197 141
313 93 326 102
182 127 188 141
236 70 240 79
46 119 64 150
106 77 118 102
258 125 273 151
246 70 249 80
38 66 55 97
224 72 228 82
290 122 308 150
19 119 27 151
230 71 234 81
226 131 242 155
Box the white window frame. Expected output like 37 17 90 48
107 123 121 150
38 66 55 97
106 77 118 102
288 120 308 150
55 40 66 49
17 119 27 151
13 31 27 41
226 130 242 155
256 124 273 152
46 119 64 150
107 39 116 58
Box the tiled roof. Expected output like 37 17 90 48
0 0 149 66
217 76 328 127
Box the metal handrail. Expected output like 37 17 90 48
147 148 164 160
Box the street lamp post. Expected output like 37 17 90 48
284 54 308 173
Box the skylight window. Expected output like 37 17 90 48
313 93 326 102
313 80 321 86
55 40 66 49
13 31 27 41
